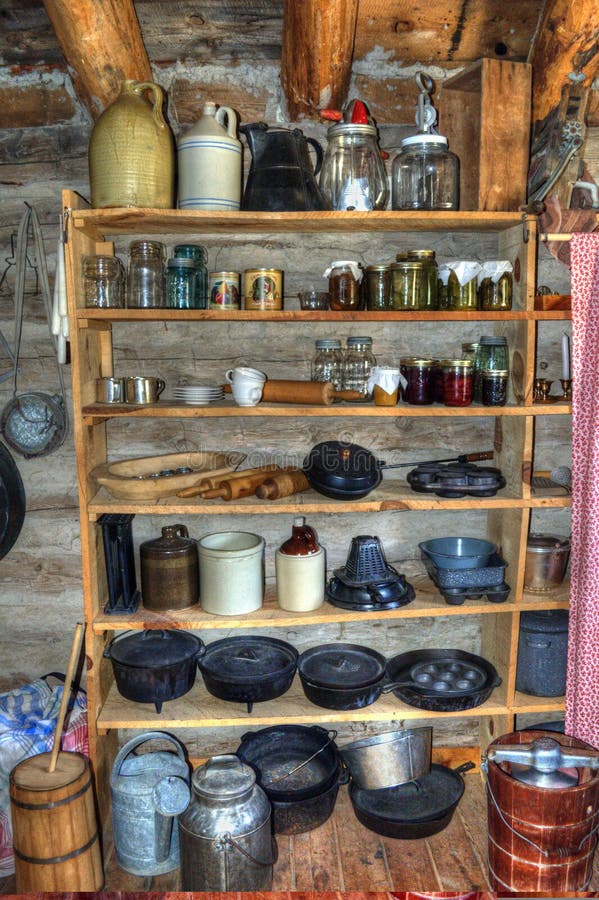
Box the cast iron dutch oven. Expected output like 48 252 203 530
104 629 204 713
0 440 25 560
384 648 502 712
349 761 475 839
197 635 298 713
302 441 384 500
297 643 387 710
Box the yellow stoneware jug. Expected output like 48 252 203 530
89 80 175 209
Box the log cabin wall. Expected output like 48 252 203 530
0 1 583 752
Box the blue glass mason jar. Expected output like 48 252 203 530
166 257 197 309
174 243 208 309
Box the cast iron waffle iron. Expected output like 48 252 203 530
326 535 415 610
421 551 510 606
407 461 506 498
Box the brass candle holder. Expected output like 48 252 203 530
560 378 572 401
534 378 553 403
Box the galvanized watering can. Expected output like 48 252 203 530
110 731 191 876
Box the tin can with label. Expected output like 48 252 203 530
209 271 241 309
243 268 284 310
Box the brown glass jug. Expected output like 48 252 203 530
140 524 199 611
89 80 175 209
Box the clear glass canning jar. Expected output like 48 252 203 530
390 260 427 310
399 357 436 405
365 265 392 310
441 358 473 407
320 123 389 211
407 249 438 310
83 255 125 308
324 260 363 310
311 339 344 391
481 368 509 406
166 257 197 309
174 243 208 309
127 240 166 308
391 134 459 210
343 336 377 400
473 336 509 401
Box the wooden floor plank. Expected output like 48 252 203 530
291 812 345 891
381 833 440 891
272 833 293 891
457 771 493 882
332 786 392 891
425 811 490 890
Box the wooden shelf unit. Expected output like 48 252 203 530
63 190 570 820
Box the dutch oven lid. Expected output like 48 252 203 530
303 441 383 494
192 754 256 799
107 629 202 667
199 636 298 682
298 643 386 688
350 763 470 823
520 609 569 634
526 533 571 552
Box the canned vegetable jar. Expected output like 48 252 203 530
243 268 283 309
209 271 241 309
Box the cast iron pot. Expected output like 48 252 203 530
197 635 298 713
269 768 349 834
104 629 204 713
235 724 341 801
384 648 502 712
297 643 387 710
302 441 384 500
349 762 475 839
0 440 25 560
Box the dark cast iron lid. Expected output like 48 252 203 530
199 636 298 682
298 642 386 688
105 629 203 667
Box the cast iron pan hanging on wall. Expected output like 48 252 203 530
0 440 25 559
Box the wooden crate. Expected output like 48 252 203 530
440 58 532 211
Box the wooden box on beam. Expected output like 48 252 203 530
440 58 532 211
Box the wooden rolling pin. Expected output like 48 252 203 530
202 466 296 500
224 380 363 404
176 464 280 498
255 469 311 500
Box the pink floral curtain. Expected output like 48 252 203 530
566 233 599 745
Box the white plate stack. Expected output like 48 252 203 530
172 381 224 405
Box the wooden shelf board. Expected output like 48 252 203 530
71 208 532 240
88 483 571 517
92 579 570 633
511 692 565 713
76 308 567 323
82 400 572 420
97 674 509 732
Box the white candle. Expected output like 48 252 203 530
561 332 570 381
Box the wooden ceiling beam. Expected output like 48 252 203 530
42 0 152 119
281 0 359 120
529 0 599 124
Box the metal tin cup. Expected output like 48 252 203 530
243 269 283 310
209 271 241 309
125 376 166 404
96 376 126 403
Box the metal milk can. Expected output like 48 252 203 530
179 754 275 890
110 731 191 876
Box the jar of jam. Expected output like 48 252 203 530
431 359 445 403
478 261 514 311
481 368 509 406
399 357 435 405
390 260 427 310
447 261 482 310
323 260 362 310
441 358 473 407
473 336 509 401
407 249 438 310
365 265 392 310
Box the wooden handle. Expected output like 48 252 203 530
205 467 293 500
464 451 494 462
176 465 280 497
48 622 85 774
255 469 311 499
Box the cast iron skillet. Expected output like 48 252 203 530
349 762 475 838
0 440 25 560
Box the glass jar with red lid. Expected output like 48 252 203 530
440 358 473 407
399 357 436 405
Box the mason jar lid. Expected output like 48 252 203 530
327 122 378 139
167 257 196 269
462 342 479 352
407 249 436 260
315 339 342 349
481 368 509 377
390 260 424 270
395 252 409 261
347 336 372 346
400 357 435 367
401 133 449 148
479 335 508 345
439 358 473 368
365 264 391 272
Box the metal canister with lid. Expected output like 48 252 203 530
243 268 283 310
179 755 274 891
140 524 199 610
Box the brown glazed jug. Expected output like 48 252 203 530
140 524 199 611
89 80 175 209
275 517 325 611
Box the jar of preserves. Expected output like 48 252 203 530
478 261 514 311
481 368 509 406
407 249 438 310
447 261 481 310
399 357 435 405
473 336 509 401
166 257 197 309
83 255 125 308
441 358 473 407
323 260 363 310
343 336 377 400
437 264 451 310
311 339 344 391
390 259 427 310
127 240 166 308
461 341 479 365
431 359 445 403
365 265 392 310
174 243 208 309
